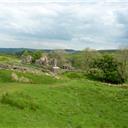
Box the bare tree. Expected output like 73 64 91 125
117 49 128 81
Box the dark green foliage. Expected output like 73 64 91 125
89 55 125 84
88 68 104 80
32 50 42 62
22 50 33 56
22 50 43 63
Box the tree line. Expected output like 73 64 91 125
20 48 128 84
70 48 128 84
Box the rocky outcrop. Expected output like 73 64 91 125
21 55 33 64
35 56 48 66
11 72 31 83
0 64 11 69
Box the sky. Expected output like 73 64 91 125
0 0 128 50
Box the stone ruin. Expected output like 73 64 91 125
35 56 48 66
21 55 33 64
20 54 74 73
52 59 60 73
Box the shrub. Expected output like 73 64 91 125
88 68 104 80
89 54 126 84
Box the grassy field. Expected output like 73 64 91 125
0 70 128 128
0 55 20 64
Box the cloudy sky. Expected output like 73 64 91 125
0 0 128 50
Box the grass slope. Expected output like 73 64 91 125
0 70 128 128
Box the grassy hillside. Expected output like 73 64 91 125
0 55 20 64
0 70 128 128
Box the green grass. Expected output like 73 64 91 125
0 70 58 84
0 70 128 128
0 55 20 64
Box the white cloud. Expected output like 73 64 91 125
0 0 128 49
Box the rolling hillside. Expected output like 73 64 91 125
0 70 127 128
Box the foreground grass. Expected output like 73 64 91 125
0 77 128 128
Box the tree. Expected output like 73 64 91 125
89 54 125 84
48 50 66 67
21 50 43 63
82 48 101 72
22 50 32 56
32 50 43 62
116 49 128 82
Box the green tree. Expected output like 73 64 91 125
22 50 32 56
32 50 43 62
89 54 125 84
71 48 101 71
48 50 66 67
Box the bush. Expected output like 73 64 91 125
89 54 126 84
104 70 124 84
88 68 104 80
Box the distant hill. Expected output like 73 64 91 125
0 48 119 55
98 49 118 53
0 48 28 54
0 48 79 54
